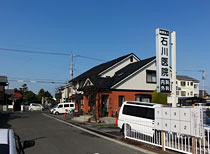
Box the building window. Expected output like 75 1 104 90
181 91 186 96
135 94 151 102
194 84 198 89
80 99 84 105
119 96 125 107
146 70 156 83
191 82 193 86
176 91 179 96
135 95 141 102
181 81 186 87
191 91 193 96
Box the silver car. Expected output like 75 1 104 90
0 129 35 154
29 103 44 111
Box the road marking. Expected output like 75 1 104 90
42 113 157 154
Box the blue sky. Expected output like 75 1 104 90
0 0 210 95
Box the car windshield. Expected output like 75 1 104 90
34 104 40 106
0 144 9 154
53 104 58 108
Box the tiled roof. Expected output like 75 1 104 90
88 56 156 89
71 53 138 82
110 56 156 87
0 76 8 83
177 75 199 83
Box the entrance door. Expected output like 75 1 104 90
102 95 109 117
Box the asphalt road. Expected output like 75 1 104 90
7 112 146 154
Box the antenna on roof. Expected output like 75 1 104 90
178 69 206 98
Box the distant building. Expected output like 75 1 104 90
68 53 157 117
0 76 8 105
176 75 199 98
57 54 202 117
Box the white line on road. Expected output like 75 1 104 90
42 113 157 154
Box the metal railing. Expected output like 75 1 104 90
124 121 210 154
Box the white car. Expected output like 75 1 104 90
29 103 44 111
118 101 162 137
0 129 35 154
50 102 75 115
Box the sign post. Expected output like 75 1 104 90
156 28 171 93
171 31 177 107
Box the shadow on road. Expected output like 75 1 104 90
0 112 29 128
30 136 46 141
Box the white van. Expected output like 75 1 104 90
50 102 75 115
118 101 162 137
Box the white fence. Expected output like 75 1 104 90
124 121 210 154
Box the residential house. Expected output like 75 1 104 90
176 75 199 98
55 85 68 103
70 53 157 117
0 76 8 108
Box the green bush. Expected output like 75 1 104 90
151 89 168 105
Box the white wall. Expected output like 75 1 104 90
194 83 199 96
176 80 199 97
113 61 156 91
100 55 139 78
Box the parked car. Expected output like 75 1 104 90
50 102 75 115
29 103 44 111
118 101 162 137
0 129 35 154
194 103 206 107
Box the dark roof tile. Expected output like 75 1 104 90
87 56 156 89
71 53 138 82
177 75 199 83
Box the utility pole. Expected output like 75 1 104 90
202 70 206 98
171 31 177 107
70 54 74 80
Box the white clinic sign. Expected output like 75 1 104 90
156 28 170 93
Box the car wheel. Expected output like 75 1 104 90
30 108 33 111
55 112 59 115
121 124 125 137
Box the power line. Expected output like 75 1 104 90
177 69 204 72
9 79 67 84
8 77 66 82
178 69 206 98
0 47 106 61
0 47 69 56
75 55 106 62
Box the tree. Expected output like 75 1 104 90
24 91 38 103
151 89 168 105
37 89 45 103
19 84 28 95
37 88 55 104
19 84 28 103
